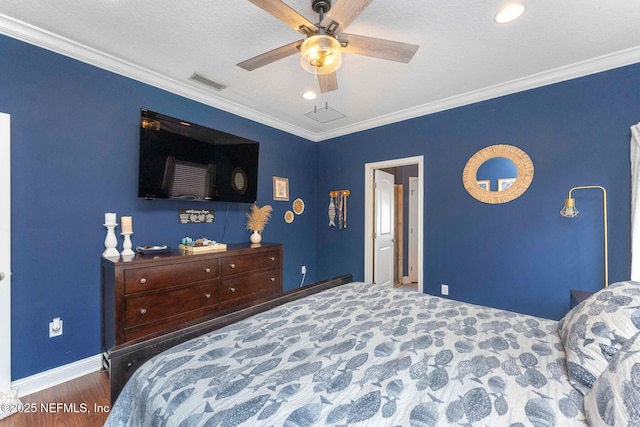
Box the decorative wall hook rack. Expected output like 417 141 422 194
329 190 350 198
328 189 350 229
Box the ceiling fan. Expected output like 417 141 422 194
237 0 420 93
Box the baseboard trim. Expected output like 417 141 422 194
11 354 102 397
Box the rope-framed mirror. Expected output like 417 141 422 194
462 144 534 204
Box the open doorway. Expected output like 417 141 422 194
364 156 424 292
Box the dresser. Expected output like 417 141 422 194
101 242 282 349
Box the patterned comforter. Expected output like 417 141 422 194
106 282 586 426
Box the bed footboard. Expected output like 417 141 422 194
105 274 353 403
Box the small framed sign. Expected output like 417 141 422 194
179 209 214 224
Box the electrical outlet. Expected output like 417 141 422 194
49 317 63 337
301 265 307 274
441 284 449 296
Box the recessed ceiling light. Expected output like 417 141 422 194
303 90 317 100
495 4 525 24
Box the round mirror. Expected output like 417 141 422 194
463 145 534 204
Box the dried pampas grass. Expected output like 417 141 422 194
245 203 272 232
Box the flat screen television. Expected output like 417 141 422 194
138 109 259 203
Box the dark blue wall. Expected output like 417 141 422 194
1 34 318 380
317 63 638 321
3 32 638 381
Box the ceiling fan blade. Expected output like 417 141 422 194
237 40 303 71
321 0 373 35
317 72 338 93
249 0 318 34
341 33 419 63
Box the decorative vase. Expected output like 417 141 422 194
250 230 262 244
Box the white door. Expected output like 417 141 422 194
374 169 395 286
0 113 11 397
408 177 419 283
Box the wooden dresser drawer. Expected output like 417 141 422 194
103 242 282 348
124 259 219 294
124 281 219 328
220 250 280 277
220 269 281 309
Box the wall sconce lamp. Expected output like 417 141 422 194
560 185 608 287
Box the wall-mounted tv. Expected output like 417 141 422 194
138 109 259 203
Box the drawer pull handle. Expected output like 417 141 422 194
270 257 275 261
229 287 236 293
229 263 236 269
140 308 147 315
205 293 211 299
270 277 276 282
205 267 211 273
139 278 147 284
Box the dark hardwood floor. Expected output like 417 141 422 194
1 371 110 427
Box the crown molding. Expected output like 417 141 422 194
2 13 639 143
317 45 640 141
0 14 316 141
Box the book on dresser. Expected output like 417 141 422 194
101 242 283 356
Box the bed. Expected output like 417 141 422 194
105 278 640 426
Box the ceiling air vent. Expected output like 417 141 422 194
305 103 345 123
189 73 227 91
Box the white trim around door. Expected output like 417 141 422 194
0 112 20 419
364 156 424 292
1 113 11 393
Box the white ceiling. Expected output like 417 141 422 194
1 1 640 142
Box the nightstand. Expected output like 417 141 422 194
570 289 594 309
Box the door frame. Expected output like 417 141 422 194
1 113 11 395
365 156 424 292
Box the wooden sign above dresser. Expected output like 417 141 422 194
101 242 282 349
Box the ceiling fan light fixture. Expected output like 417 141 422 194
300 34 342 75
495 4 525 24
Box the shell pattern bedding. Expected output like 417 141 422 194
106 280 640 426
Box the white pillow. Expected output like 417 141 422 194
584 331 640 426
557 281 640 394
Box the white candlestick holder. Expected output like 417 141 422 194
103 224 120 257
121 232 135 256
